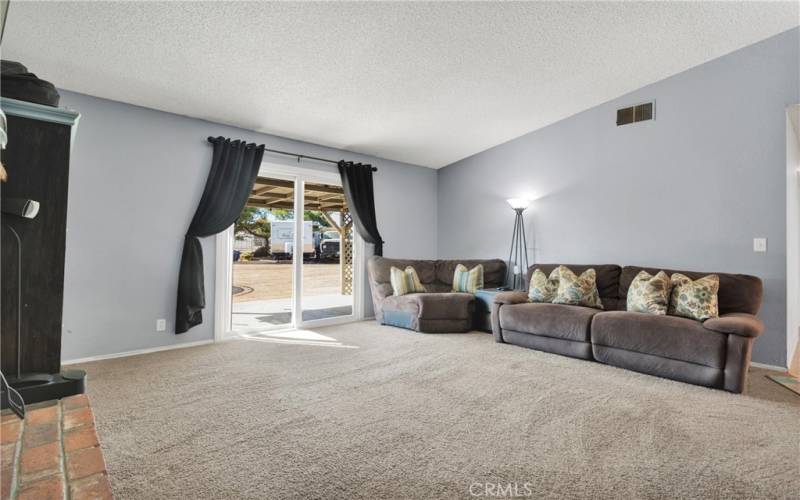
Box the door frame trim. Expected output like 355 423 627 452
213 225 234 342
786 105 800 370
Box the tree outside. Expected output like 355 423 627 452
234 207 332 242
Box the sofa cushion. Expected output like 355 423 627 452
620 266 762 315
424 282 452 293
591 311 727 369
383 292 474 321
499 303 598 342
381 293 421 316
494 291 529 305
416 293 474 319
527 264 622 309
370 258 437 285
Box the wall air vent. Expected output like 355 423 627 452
617 101 654 126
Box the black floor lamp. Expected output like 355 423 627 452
505 198 531 290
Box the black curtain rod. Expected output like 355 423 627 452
206 137 377 171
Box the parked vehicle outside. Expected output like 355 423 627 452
319 230 341 261
269 220 314 260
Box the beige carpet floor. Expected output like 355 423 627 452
74 322 800 500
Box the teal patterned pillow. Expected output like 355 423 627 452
528 268 559 302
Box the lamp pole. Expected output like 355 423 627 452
505 199 530 290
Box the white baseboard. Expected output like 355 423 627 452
60 338 789 372
62 339 214 365
751 361 787 372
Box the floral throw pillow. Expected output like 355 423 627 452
552 266 604 309
627 270 671 315
528 268 559 302
390 266 427 296
668 273 719 321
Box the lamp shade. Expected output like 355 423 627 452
506 198 530 211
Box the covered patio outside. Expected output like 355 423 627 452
232 177 355 331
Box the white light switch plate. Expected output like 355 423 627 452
156 319 167 331
753 238 767 253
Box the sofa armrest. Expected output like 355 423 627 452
703 313 764 338
491 292 528 343
493 291 529 305
490 302 504 343
723 334 755 393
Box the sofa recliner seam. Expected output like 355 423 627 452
590 342 724 370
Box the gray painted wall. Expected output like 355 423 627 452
437 28 800 366
59 90 437 361
59 28 798 366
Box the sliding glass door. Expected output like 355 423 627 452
301 181 355 322
230 173 296 332
224 165 361 336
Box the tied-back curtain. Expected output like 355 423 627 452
176 137 265 333
338 161 384 256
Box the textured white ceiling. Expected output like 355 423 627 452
3 2 798 168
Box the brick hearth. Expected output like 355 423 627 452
1 395 112 499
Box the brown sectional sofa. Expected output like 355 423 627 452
368 257 506 332
492 264 764 393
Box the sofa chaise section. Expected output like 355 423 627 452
368 256 506 333
381 292 475 332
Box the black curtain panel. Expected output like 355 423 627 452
176 137 265 333
338 161 384 256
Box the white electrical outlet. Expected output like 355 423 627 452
156 319 167 331
753 238 767 253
